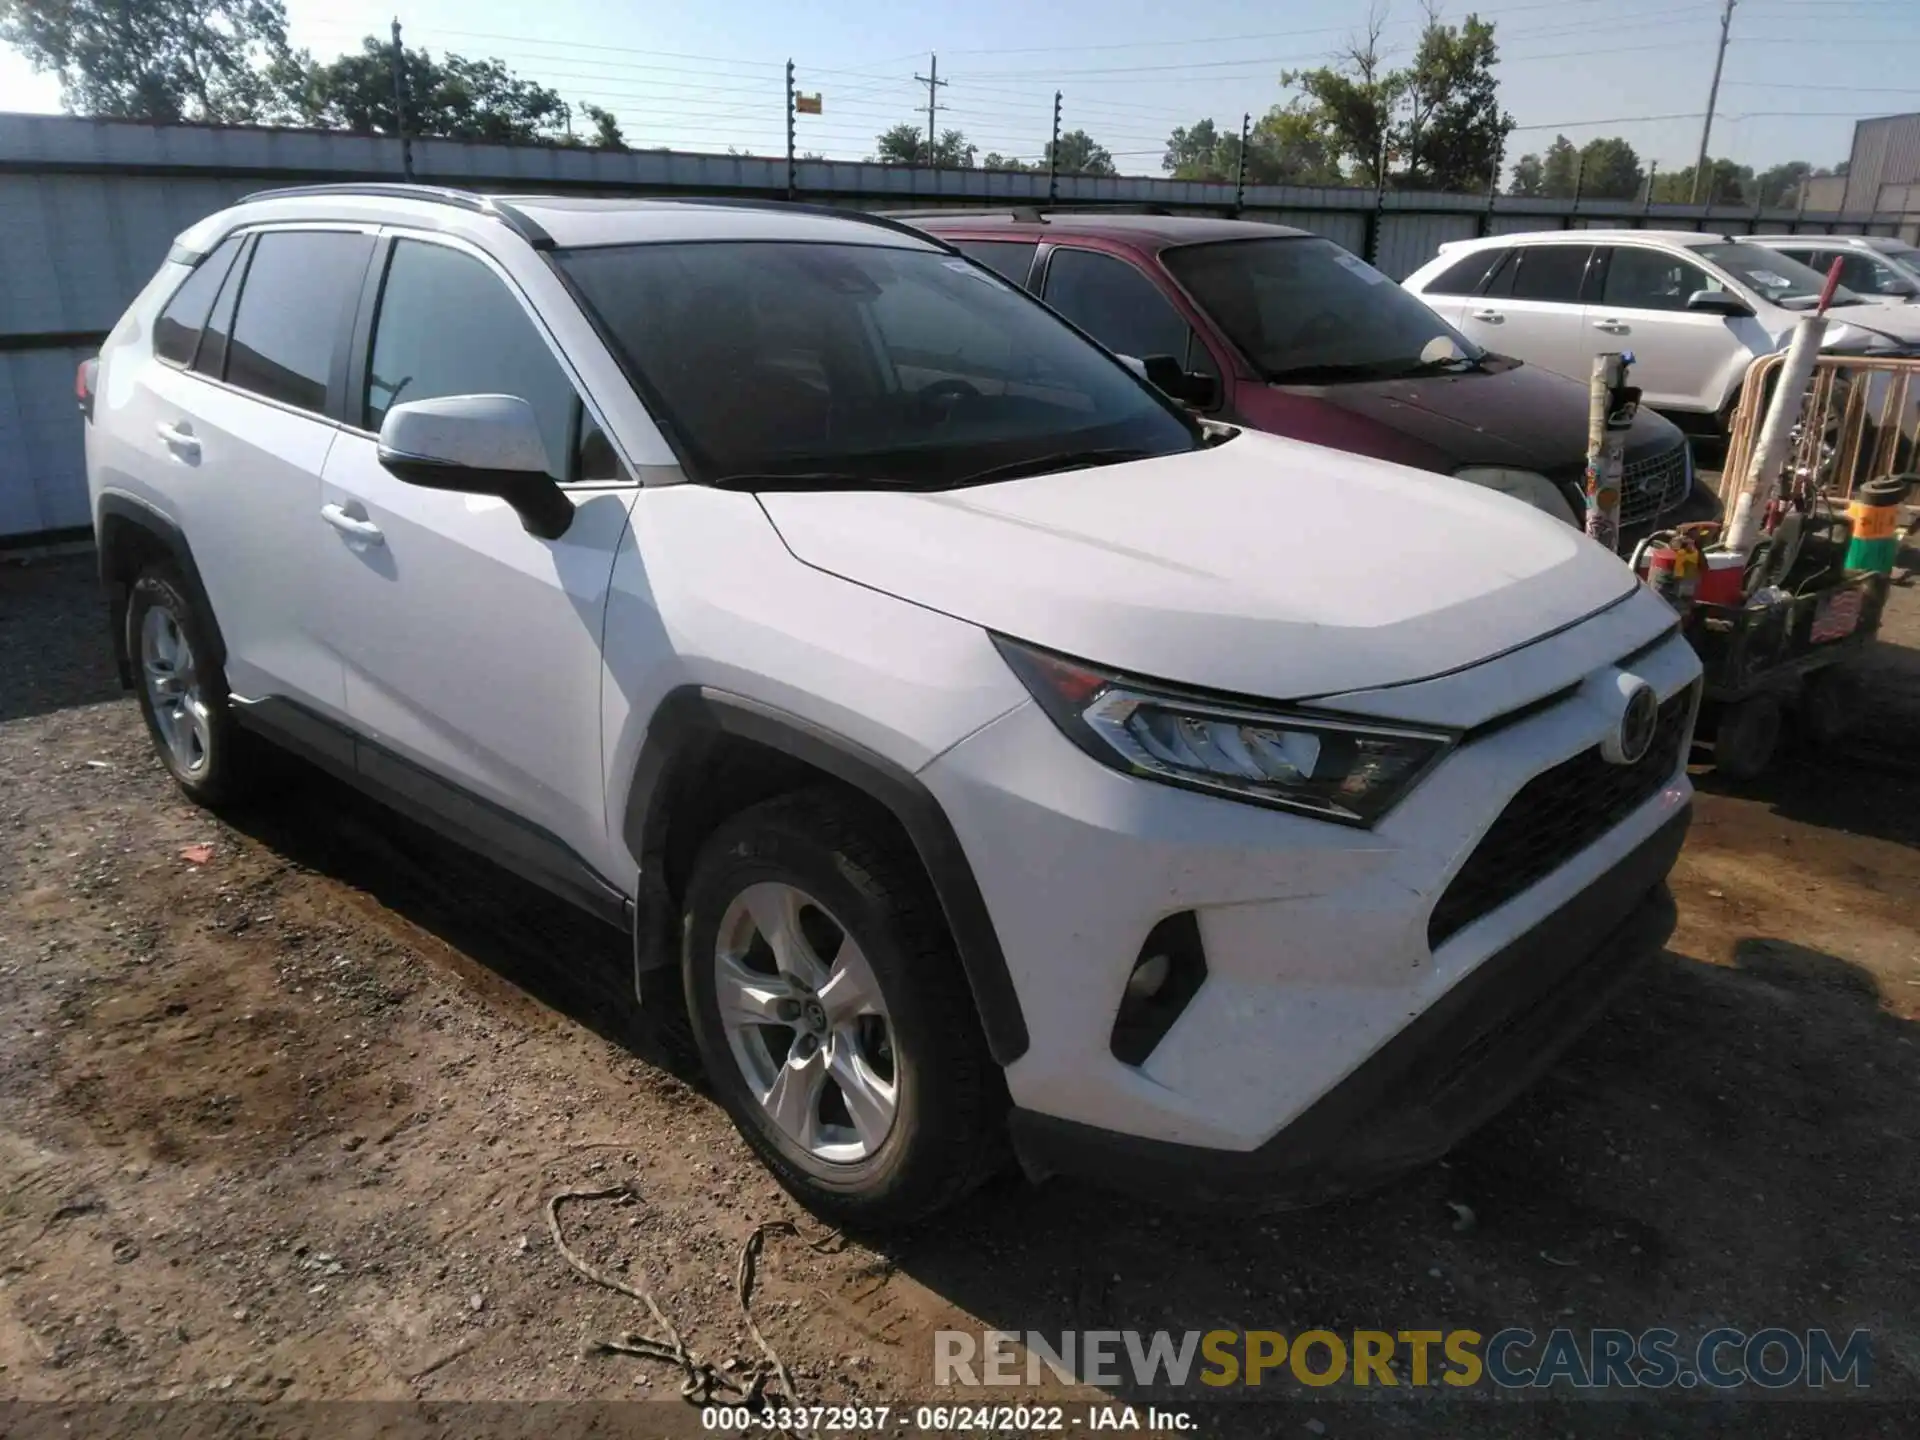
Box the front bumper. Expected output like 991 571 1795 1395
1008 805 1686 1211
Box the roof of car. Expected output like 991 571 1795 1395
1457 228 1738 248
215 185 950 254
1748 232 1895 250
906 211 1312 247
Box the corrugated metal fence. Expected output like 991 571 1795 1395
2 112 1912 541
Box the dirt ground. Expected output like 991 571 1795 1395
3 553 1919 1438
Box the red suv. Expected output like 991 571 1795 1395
907 211 1716 544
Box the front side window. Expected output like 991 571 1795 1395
1600 247 1714 311
365 240 581 481
152 236 242 368
1838 251 1917 297
953 239 1038 288
226 230 373 413
1043 248 1199 369
1164 236 1483 383
557 240 1196 489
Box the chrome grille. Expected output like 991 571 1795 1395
1619 443 1691 528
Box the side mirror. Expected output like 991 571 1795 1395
377 395 573 540
1139 353 1222 409
1686 289 1753 318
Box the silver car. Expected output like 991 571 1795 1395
1745 234 1920 307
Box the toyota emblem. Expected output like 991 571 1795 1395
1612 684 1659 766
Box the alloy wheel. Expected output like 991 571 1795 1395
713 881 899 1165
140 604 211 776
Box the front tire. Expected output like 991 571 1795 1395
126 564 266 808
682 789 1004 1227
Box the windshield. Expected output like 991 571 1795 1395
1691 242 1864 309
557 241 1197 488
1162 236 1485 383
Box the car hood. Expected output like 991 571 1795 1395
758 430 1638 701
1276 358 1683 471
1823 304 1920 348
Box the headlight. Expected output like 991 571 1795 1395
993 637 1453 826
1453 467 1577 526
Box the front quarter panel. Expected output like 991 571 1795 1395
600 484 1029 873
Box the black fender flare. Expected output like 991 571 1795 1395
94 493 228 686
623 686 1030 1066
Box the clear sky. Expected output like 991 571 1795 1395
3 0 1918 179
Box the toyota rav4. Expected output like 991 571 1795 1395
82 185 1700 1225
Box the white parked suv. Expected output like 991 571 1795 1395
83 185 1701 1224
1405 229 1920 432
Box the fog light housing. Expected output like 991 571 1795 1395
1109 913 1207 1066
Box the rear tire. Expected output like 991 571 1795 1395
681 788 1005 1227
126 564 271 808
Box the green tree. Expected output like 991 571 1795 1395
1650 157 1753 205
1251 103 1344 185
579 102 624 151
1398 9 1512 191
873 123 976 167
1575 136 1643 200
1047 128 1114 176
1754 160 1812 208
1283 4 1508 190
1163 118 1227 180
1508 151 1545 197
982 151 1038 171
277 37 571 143
0 0 292 122
1508 134 1579 196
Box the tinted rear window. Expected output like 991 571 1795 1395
1506 246 1591 303
153 237 242 367
227 231 373 414
1422 247 1505 296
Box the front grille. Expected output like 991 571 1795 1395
1619 443 1691 528
1427 683 1695 950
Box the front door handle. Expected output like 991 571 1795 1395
1593 319 1630 333
1468 309 1505 323
156 421 200 458
320 502 385 545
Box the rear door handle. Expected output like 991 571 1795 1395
155 421 200 458
1593 319 1630 333
1469 309 1505 323
320 502 385 545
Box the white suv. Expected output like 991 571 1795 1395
83 185 1701 1224
1405 229 1920 429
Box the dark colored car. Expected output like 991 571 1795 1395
906 211 1718 544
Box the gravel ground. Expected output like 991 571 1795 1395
2 553 1919 1438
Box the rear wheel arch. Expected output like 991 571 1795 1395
623 687 1030 1066
95 495 226 687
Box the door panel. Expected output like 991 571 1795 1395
318 436 638 877
1453 244 1593 382
1584 245 1745 413
319 234 638 879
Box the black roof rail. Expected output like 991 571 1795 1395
878 206 1046 223
660 195 960 251
237 182 555 249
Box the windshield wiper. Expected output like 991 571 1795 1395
1263 361 1401 384
1394 351 1490 377
709 471 910 492
951 447 1159 487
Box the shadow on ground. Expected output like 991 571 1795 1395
0 557 123 723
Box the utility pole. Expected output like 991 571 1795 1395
1570 151 1586 218
1047 90 1062 206
389 18 414 180
1690 0 1735 205
1642 160 1658 217
786 59 797 201
914 53 946 165
1232 111 1250 215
